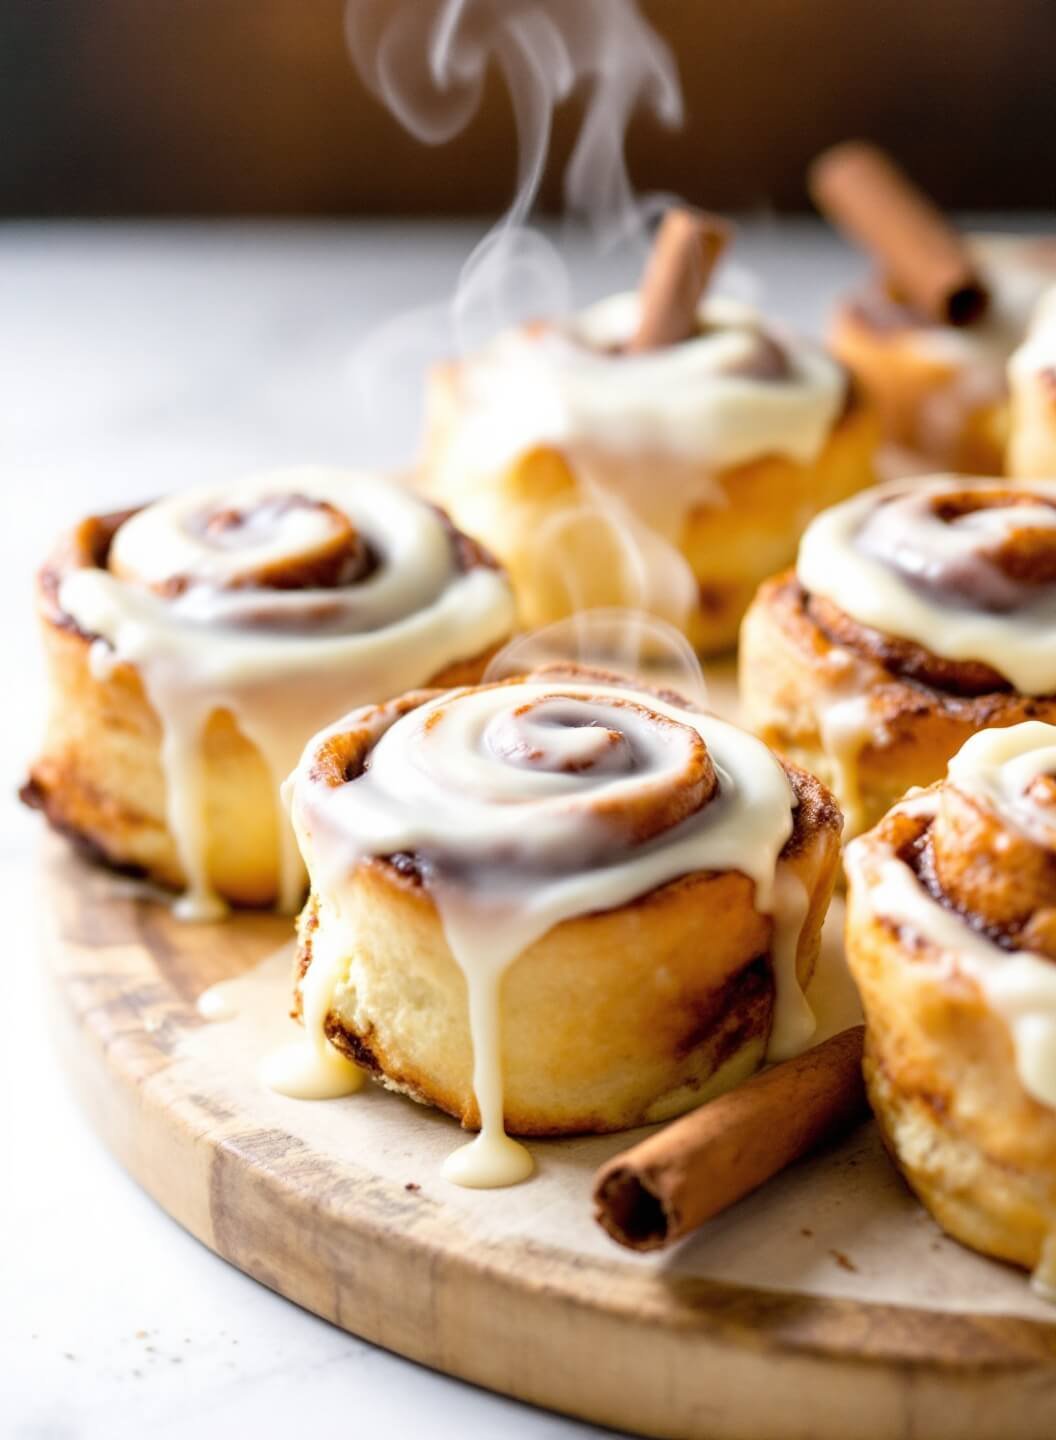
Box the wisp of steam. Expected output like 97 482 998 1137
346 0 681 235
345 0 683 435
484 609 708 706
345 0 715 680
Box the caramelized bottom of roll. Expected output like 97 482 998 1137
292 766 841 1136
423 373 877 655
829 301 1007 474
24 618 502 908
846 804 1056 1276
739 571 1056 839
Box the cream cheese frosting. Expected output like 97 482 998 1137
57 468 515 919
438 292 846 477
286 676 815 1187
797 475 1056 696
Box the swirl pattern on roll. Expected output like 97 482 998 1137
290 671 815 1186
72 472 504 643
54 469 515 918
798 476 1056 695
846 721 1056 1109
297 675 793 903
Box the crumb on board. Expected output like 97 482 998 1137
829 1249 859 1273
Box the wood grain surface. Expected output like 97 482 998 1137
40 835 1056 1440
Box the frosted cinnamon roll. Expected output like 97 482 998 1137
1008 285 1056 478
844 724 1056 1290
740 475 1056 839
828 235 1056 473
281 666 842 1187
23 469 515 918
422 293 877 654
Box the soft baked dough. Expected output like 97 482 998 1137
845 800 1056 1274
24 615 498 907
294 762 842 1136
24 497 508 909
739 571 1056 839
423 371 878 655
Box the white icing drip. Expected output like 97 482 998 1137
798 475 1056 696
196 979 240 1021
437 292 845 476
290 678 810 1188
259 901 365 1100
1008 284 1056 479
58 468 515 919
846 792 1056 1110
817 693 878 838
766 869 816 1061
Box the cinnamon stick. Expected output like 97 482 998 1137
627 207 731 353
593 1025 867 1252
808 142 988 326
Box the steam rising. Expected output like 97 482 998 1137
484 608 707 706
346 1 702 673
345 0 686 444
345 0 682 233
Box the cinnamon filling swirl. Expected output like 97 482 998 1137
846 722 1056 1112
798 477 1056 697
285 671 820 1188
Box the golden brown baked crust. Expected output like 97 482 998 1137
23 497 510 908
423 365 878 655
293 742 842 1137
740 570 1056 839
845 793 1056 1275
829 296 1007 473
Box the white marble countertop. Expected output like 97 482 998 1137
0 217 1045 1439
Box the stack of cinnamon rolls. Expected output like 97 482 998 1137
24 153 1056 1283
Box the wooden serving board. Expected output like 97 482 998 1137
40 831 1056 1440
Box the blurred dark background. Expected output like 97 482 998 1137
2 0 1053 218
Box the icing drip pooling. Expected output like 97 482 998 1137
57 469 515 919
289 677 810 1188
798 475 1056 696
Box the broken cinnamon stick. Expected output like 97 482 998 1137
627 207 731 353
809 142 988 326
593 1025 867 1252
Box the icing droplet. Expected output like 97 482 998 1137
441 1131 534 1189
196 981 239 1021
259 1041 364 1101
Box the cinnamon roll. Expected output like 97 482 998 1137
23 469 515 918
1008 285 1056 478
280 666 843 1187
422 293 877 655
844 724 1056 1290
828 235 1056 473
740 475 1056 839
